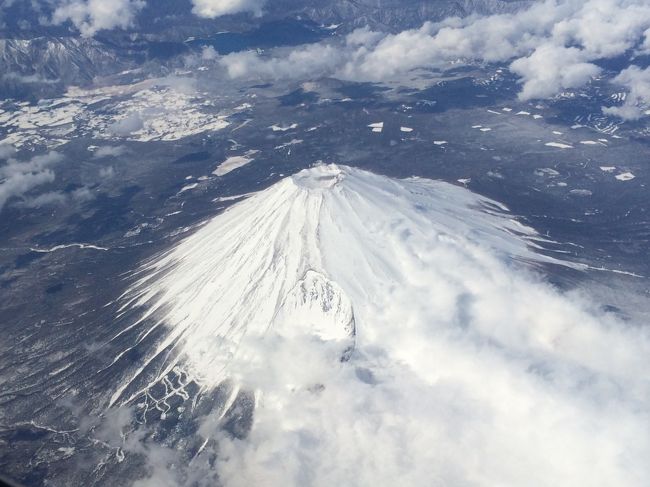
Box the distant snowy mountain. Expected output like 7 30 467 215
0 37 123 80
0 36 133 98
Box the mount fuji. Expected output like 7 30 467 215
94 164 650 486
111 164 551 402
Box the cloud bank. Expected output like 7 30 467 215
116 165 650 487
220 0 650 115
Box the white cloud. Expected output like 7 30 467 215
220 0 650 105
51 0 145 37
603 65 650 119
93 145 128 159
69 185 94 202
108 111 144 136
510 44 601 100
0 149 93 209
201 45 219 61
0 144 15 160
222 44 342 79
0 150 63 211
191 0 265 18
99 166 115 179
116 165 650 487
18 191 68 207
11 0 264 33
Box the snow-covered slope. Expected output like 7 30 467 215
113 164 548 403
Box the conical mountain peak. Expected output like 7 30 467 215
111 165 552 405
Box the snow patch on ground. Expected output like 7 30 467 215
270 123 298 132
535 168 560 177
615 172 636 181
545 142 574 149
274 139 303 150
0 82 231 147
212 150 259 176
179 183 199 193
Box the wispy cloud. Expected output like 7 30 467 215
93 145 128 159
0 148 97 210
0 149 63 211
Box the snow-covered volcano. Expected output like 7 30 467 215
112 164 549 403
107 164 650 486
